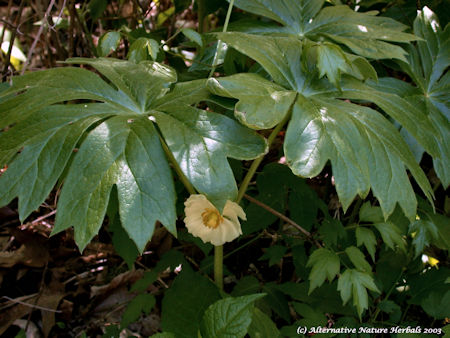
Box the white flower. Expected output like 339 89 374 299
184 194 246 246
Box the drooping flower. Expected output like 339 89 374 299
184 194 246 246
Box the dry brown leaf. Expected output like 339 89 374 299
90 269 144 298
0 242 49 268
41 281 65 338
0 285 64 336
0 295 39 335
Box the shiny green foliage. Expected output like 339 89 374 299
230 0 414 83
0 58 266 251
208 32 434 220
370 7 450 187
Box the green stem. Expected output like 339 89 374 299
208 0 235 78
236 101 296 204
224 232 264 259
400 303 411 323
199 233 264 272
371 269 404 323
197 0 206 34
214 245 224 290
348 198 363 224
159 135 196 195
210 0 235 291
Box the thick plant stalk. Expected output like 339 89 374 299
236 98 297 204
2 0 26 81
197 0 206 33
208 0 235 78
214 245 224 290
159 135 196 195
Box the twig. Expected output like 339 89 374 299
49 0 67 30
2 296 61 313
244 194 322 248
0 0 14 47
2 0 26 81
21 0 57 75
31 210 57 225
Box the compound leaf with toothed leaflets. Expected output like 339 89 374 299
337 269 380 319
374 222 406 252
408 219 440 258
0 58 266 251
356 227 376 262
98 31 121 57
306 248 340 294
345 246 372 274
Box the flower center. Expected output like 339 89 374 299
201 208 223 229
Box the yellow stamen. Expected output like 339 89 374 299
201 208 223 229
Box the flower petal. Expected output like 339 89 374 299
184 194 246 246
223 200 246 221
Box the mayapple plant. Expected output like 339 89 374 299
0 0 448 334
0 58 266 252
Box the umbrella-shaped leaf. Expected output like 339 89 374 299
229 0 415 83
0 106 108 221
367 7 449 187
208 73 297 129
154 106 267 209
208 33 434 220
0 58 266 251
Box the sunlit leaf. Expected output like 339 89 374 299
0 58 266 251
208 32 434 220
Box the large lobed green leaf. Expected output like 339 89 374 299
229 0 415 84
207 32 435 220
0 105 110 221
0 58 266 251
53 115 176 252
